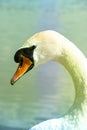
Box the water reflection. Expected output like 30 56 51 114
0 0 87 129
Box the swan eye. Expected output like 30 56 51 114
31 45 36 50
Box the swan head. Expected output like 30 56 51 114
11 30 62 85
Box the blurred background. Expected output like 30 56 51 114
0 0 87 129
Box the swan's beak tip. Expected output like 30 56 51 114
10 79 15 85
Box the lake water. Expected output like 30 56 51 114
0 0 87 129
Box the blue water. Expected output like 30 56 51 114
0 0 87 129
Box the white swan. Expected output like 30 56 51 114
11 30 87 130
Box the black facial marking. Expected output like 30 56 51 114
19 58 23 67
14 45 36 63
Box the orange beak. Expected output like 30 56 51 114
10 55 33 85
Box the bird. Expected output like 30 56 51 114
10 30 87 130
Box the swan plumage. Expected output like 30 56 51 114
11 30 87 130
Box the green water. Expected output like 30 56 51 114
0 0 87 129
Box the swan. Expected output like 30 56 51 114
10 30 87 130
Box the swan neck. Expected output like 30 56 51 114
55 39 87 114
